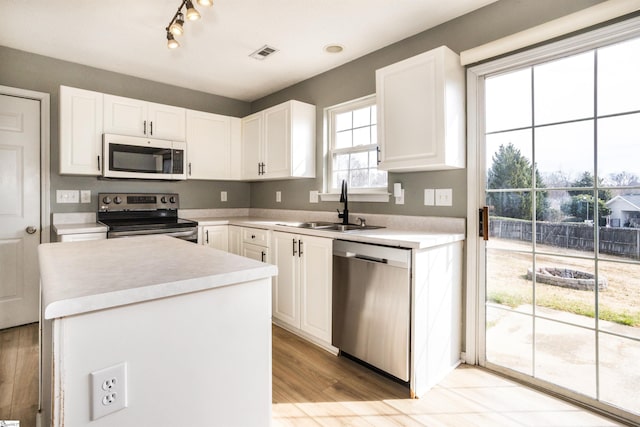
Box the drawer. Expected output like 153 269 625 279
242 227 270 247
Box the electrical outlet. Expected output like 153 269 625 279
435 188 453 206
276 191 281 203
309 190 319 204
221 191 227 202
90 362 127 420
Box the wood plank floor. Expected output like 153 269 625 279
0 323 38 427
0 323 626 427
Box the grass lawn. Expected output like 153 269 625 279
487 239 640 327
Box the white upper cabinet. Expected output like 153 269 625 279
59 86 104 175
186 110 241 180
376 45 465 172
241 100 315 180
104 94 186 141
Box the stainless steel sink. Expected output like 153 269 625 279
276 221 384 232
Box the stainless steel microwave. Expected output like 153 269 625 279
102 134 186 180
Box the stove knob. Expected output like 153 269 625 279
114 196 122 204
169 196 177 204
161 196 168 203
102 196 112 204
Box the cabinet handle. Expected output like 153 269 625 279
262 162 266 175
292 238 297 256
143 120 147 135
97 155 101 171
188 162 192 176
251 234 256 239
376 146 381 164
150 121 153 136
257 163 261 175
261 251 265 262
480 206 489 241
206 229 209 244
298 240 303 257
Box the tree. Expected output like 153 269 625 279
561 171 612 225
487 143 547 220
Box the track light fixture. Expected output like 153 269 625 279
165 0 213 49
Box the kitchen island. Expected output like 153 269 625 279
38 235 277 427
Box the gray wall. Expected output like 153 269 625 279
0 0 606 216
249 0 605 219
0 46 252 213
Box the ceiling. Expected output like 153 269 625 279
0 0 497 102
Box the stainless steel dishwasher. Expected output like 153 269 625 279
332 239 411 381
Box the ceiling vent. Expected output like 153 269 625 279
250 45 279 60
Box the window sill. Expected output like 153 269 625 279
319 192 391 203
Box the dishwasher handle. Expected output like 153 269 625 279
334 250 408 267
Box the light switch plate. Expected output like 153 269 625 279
395 189 404 205
276 191 281 203
220 191 227 202
435 188 453 206
56 190 79 203
424 189 435 206
309 190 319 204
80 190 91 203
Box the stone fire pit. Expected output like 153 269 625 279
527 267 608 291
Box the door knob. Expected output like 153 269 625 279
26 226 38 234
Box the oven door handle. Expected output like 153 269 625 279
108 229 197 238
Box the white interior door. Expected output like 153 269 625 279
0 94 41 329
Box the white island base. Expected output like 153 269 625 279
39 236 277 427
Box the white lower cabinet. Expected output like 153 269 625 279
228 225 242 255
57 232 106 242
241 227 271 263
272 231 332 345
200 225 229 251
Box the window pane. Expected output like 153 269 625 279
597 261 640 333
351 169 369 188
598 113 640 184
349 151 368 169
333 171 348 189
486 307 533 375
599 333 640 416
333 153 349 171
487 191 534 222
485 68 532 133
335 130 352 149
353 127 371 147
487 248 534 315
335 111 352 131
486 129 532 190
370 169 387 187
353 106 372 128
598 37 640 115
534 120 594 179
534 52 594 125
534 318 596 398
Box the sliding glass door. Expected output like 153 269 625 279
478 31 640 419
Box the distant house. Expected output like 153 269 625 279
606 195 640 227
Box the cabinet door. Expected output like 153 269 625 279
186 110 232 180
202 226 229 251
241 113 262 180
272 231 299 328
299 235 332 342
148 102 186 141
59 86 103 175
103 94 147 137
376 46 464 171
228 226 242 255
263 103 290 178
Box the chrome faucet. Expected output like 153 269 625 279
337 179 349 225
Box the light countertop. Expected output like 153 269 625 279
53 222 107 235
39 235 278 319
195 216 464 249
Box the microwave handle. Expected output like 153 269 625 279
143 120 147 135
150 121 153 136
97 155 101 171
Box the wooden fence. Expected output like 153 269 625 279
489 218 640 260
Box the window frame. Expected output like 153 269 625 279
322 94 389 202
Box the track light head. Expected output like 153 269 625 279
169 12 184 36
185 0 201 20
197 0 213 6
167 32 180 49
